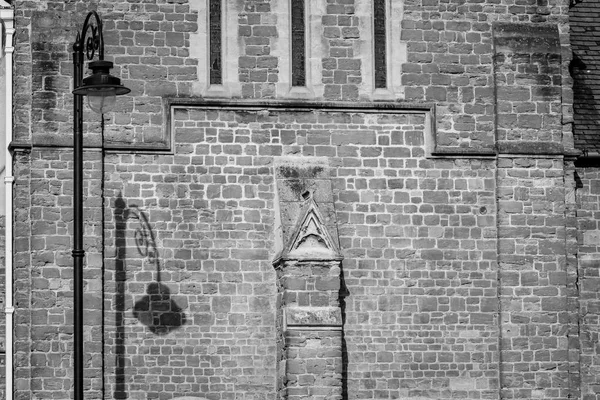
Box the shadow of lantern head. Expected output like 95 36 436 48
133 282 186 335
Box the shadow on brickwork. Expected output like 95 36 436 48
340 266 350 400
571 54 600 151
114 195 128 399
129 205 187 334
114 194 187 399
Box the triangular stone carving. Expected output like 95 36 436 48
281 195 342 260
0 0 11 9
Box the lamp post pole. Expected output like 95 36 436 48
72 20 85 400
72 11 130 400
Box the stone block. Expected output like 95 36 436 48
285 307 342 327
418 297 438 312
211 296 231 313
541 297 565 312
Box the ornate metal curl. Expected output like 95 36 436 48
75 10 104 61
85 25 101 60
128 206 159 266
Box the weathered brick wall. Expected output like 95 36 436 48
145 105 499 399
8 0 590 399
497 157 573 399
12 0 572 152
101 145 277 399
7 103 504 398
13 148 104 400
574 166 600 400
493 24 563 152
341 155 499 399
491 17 577 399
238 1 277 98
12 151 30 400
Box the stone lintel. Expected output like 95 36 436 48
432 146 496 157
285 307 342 328
273 254 344 267
497 141 564 155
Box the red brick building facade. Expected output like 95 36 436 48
0 0 599 399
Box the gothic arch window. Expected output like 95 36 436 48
188 0 241 97
273 0 324 98
374 0 387 89
357 0 406 99
209 0 222 85
291 0 306 87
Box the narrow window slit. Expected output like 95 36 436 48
209 0 222 85
374 0 387 89
291 0 306 87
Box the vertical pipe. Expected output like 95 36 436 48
2 7 15 400
72 39 85 400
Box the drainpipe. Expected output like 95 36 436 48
1 2 15 400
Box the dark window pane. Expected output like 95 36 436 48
210 0 222 85
374 0 387 89
291 0 306 87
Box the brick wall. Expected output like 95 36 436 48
498 157 573 399
100 104 502 398
13 149 104 400
573 166 600 400
102 145 277 399
12 0 572 152
339 154 499 399
8 0 596 399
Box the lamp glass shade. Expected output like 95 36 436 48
87 88 117 114
72 60 131 114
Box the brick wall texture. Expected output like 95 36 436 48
5 0 600 399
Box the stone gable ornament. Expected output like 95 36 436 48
278 191 342 261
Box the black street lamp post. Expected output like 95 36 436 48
72 11 130 400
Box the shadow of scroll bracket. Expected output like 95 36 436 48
127 205 187 335
133 282 187 335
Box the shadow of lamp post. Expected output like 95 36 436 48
71 10 130 400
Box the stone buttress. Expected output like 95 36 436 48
272 158 344 400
